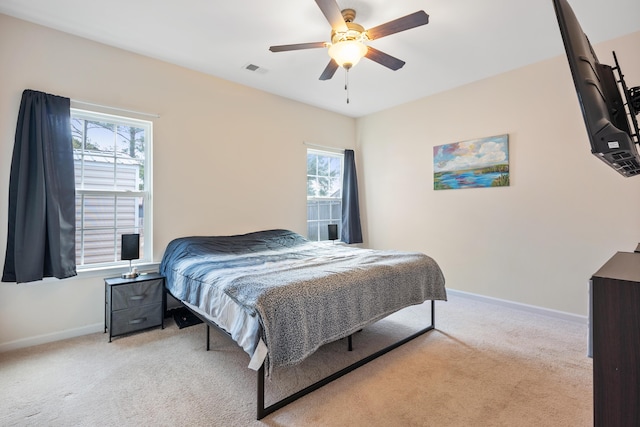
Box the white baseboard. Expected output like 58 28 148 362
0 323 104 353
446 288 588 325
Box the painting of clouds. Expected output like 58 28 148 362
433 134 509 190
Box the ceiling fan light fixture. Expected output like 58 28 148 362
268 3 429 82
328 40 368 69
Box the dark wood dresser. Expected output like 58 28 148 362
591 251 640 427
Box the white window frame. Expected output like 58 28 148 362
307 148 343 241
71 108 153 270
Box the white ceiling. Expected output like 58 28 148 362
1 0 639 118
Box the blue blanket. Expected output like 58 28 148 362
160 229 446 371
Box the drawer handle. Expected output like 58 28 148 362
129 295 145 301
129 318 147 325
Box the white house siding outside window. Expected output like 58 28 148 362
307 149 343 241
71 109 152 269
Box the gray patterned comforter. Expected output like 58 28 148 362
160 229 446 371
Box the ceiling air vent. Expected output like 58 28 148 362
243 63 267 74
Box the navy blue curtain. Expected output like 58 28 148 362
341 149 363 244
2 90 77 283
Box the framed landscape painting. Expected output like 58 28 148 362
433 134 509 190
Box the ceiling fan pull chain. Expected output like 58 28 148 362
345 68 350 104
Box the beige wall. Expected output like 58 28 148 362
0 14 355 350
356 30 640 316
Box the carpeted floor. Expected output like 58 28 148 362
0 293 592 426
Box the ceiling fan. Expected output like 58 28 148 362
269 0 430 81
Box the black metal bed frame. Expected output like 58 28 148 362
184 299 436 420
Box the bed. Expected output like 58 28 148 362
159 229 446 418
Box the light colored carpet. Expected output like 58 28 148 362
0 294 592 426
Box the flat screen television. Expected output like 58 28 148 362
552 0 640 177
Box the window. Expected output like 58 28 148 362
71 109 152 269
307 149 343 241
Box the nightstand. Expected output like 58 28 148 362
104 273 166 342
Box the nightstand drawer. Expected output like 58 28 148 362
111 278 163 311
110 303 163 336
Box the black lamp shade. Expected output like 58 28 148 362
328 224 338 241
121 234 140 261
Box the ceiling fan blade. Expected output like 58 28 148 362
319 59 339 80
365 47 406 71
366 10 429 40
269 42 327 52
314 0 348 32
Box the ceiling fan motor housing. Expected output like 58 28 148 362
331 21 368 44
